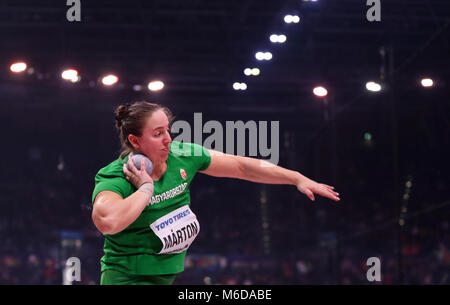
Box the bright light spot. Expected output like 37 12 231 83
264 52 272 60
70 76 81 83
10 62 27 73
364 132 372 141
421 78 433 88
313 86 328 97
292 15 300 23
244 68 260 76
61 69 79 81
148 80 164 91
233 82 247 91
270 34 287 43
251 68 260 76
102 74 119 86
284 15 293 24
255 52 265 61
366 81 382 92
256 52 272 61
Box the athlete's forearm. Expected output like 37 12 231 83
238 156 309 186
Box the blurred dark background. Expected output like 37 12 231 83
0 0 449 285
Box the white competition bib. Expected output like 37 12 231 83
150 206 200 254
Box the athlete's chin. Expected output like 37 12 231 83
161 151 169 161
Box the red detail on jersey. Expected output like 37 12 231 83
180 169 187 180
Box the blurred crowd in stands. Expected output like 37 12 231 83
1 140 449 285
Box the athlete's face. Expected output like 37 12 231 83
130 109 172 163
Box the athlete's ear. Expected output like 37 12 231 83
128 134 140 150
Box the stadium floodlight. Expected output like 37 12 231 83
10 62 27 73
313 86 328 98
251 68 260 76
421 78 433 88
278 34 287 43
255 52 265 61
233 82 247 91
284 15 293 23
61 69 79 82
270 34 278 43
244 68 260 76
255 51 272 61
148 80 165 91
285 14 300 24
365 81 382 92
101 74 119 86
270 34 287 43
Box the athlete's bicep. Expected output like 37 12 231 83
92 191 123 218
199 149 244 178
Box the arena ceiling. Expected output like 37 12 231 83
0 0 449 158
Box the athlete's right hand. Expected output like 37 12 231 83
123 153 154 188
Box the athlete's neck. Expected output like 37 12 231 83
151 161 168 181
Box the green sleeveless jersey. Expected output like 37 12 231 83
91 141 211 275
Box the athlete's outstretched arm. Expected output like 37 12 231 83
199 150 340 202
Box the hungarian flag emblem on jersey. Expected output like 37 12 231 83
180 169 187 180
